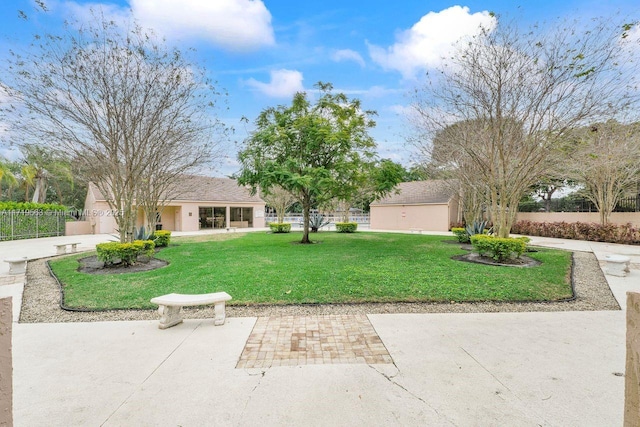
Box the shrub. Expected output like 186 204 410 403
451 227 470 243
269 223 291 233
0 201 68 212
471 235 528 262
466 220 491 237
309 214 330 232
336 222 358 233
135 239 156 258
96 240 154 266
511 220 640 245
153 230 171 247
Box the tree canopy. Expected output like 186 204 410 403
1 11 225 241
237 82 402 243
411 16 639 237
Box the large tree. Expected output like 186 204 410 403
411 17 639 237
1 11 223 241
237 82 401 243
260 185 297 224
567 121 640 224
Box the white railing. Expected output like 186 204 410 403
264 213 370 224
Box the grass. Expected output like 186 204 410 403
49 232 574 310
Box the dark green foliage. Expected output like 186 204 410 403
471 235 529 262
0 202 70 241
237 82 401 244
335 222 358 233
269 223 291 233
96 240 155 267
153 230 171 247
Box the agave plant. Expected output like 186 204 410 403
465 220 492 237
133 225 154 241
309 214 331 232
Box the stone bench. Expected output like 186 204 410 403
604 255 631 277
54 242 81 255
4 257 28 275
150 292 232 329
409 228 423 234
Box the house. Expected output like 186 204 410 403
80 176 266 235
369 180 459 232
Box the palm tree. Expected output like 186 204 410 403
0 158 18 200
20 144 73 204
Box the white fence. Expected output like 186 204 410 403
265 213 370 225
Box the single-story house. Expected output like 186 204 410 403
369 180 459 232
81 175 266 235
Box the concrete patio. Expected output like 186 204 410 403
2 231 639 426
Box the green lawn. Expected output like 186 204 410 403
49 232 573 310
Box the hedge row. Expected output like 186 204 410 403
511 220 640 245
0 202 68 212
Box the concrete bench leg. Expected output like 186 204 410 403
214 301 227 325
56 246 66 255
6 258 28 275
157 305 183 329
71 244 78 253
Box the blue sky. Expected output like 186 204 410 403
1 0 639 177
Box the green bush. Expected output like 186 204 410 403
153 230 171 247
269 223 291 233
451 227 470 243
0 201 68 212
0 202 70 241
336 222 358 233
470 235 528 262
96 240 154 266
511 220 640 245
136 239 156 257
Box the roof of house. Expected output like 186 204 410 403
370 180 458 206
89 176 264 203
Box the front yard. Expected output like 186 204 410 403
49 232 573 310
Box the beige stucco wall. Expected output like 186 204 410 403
65 221 92 236
85 197 266 234
516 212 640 227
370 203 451 232
0 297 12 427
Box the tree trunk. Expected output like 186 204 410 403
301 197 311 244
31 176 47 203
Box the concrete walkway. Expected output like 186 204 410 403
2 231 639 426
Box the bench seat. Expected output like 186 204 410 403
604 255 631 277
54 242 81 255
150 292 232 329
4 257 28 275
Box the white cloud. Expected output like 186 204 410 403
368 6 496 79
244 69 304 98
130 0 275 51
331 49 365 67
61 1 132 26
